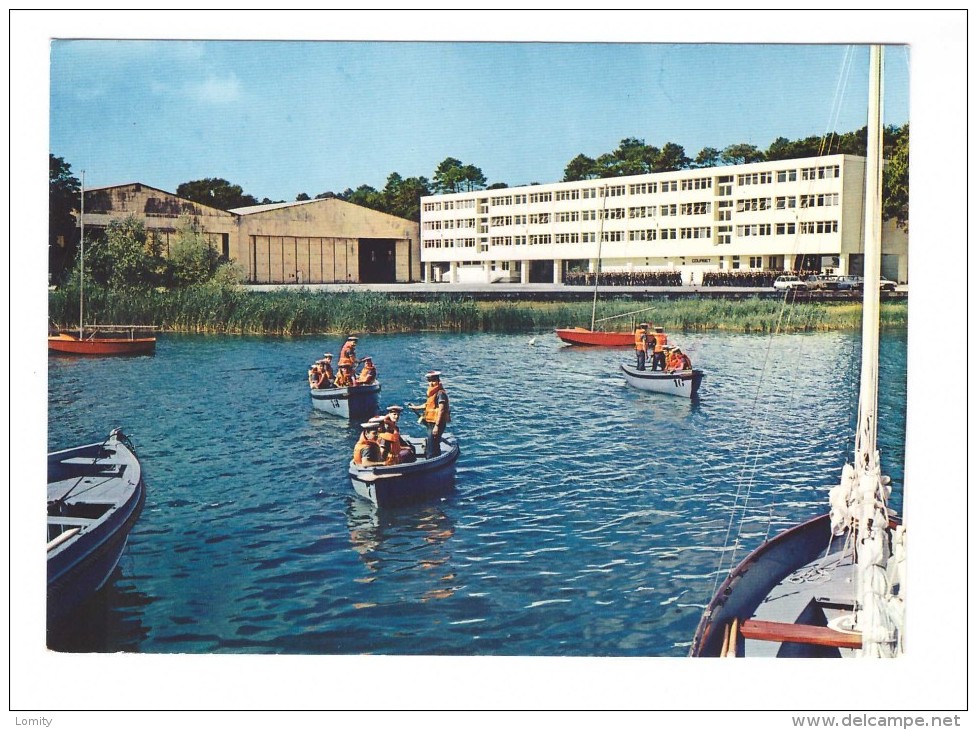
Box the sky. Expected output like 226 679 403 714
48 39 911 202
9 8 971 719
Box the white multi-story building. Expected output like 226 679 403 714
419 154 907 285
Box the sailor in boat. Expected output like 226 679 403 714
339 336 359 365
309 353 335 389
381 405 416 463
334 363 356 388
356 357 378 385
375 432 401 466
633 323 649 371
651 326 669 370
352 421 382 466
664 346 693 373
407 370 451 458
318 353 335 386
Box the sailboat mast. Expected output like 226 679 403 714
856 46 884 460
590 183 609 331
79 170 85 339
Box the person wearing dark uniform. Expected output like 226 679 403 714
652 326 668 371
407 371 450 458
634 323 649 370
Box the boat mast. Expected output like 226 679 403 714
852 44 900 658
590 183 609 331
856 47 884 462
78 171 85 339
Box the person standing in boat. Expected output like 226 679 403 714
651 326 668 370
339 336 358 366
634 323 649 370
407 371 451 458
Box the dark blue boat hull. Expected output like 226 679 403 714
349 435 460 508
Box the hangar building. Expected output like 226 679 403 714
78 183 421 284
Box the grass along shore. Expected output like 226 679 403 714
48 285 908 336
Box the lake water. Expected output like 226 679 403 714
47 328 907 656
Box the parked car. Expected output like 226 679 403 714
879 277 898 291
804 274 839 290
773 275 809 291
835 275 864 291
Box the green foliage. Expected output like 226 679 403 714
433 158 487 194
49 155 80 283
49 287 908 337
166 216 223 287
176 178 259 210
721 143 765 166
882 123 909 231
563 153 598 182
84 215 163 289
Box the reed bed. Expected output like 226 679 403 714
49 285 908 336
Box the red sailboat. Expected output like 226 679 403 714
48 172 157 357
48 327 157 356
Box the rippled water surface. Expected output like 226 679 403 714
47 329 907 656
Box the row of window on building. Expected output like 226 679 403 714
422 194 840 231
422 220 838 248
421 165 842 212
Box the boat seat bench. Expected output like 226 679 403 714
739 619 862 649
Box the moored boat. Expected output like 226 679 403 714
349 434 460 508
47 428 146 627
49 173 157 357
310 382 381 420
48 327 157 356
620 362 703 398
555 327 633 347
690 46 905 658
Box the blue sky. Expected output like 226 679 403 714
48 38 911 202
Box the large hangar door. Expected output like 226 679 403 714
358 239 396 283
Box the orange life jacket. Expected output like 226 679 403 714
322 364 334 381
423 383 451 425
334 370 353 387
654 332 668 353
340 342 356 361
666 352 681 371
353 435 376 465
357 365 376 384
634 327 648 351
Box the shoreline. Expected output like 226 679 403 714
48 285 909 336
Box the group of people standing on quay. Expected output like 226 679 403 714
699 270 819 288
633 323 693 372
353 370 451 466
565 270 683 287
307 336 378 390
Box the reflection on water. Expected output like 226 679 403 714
46 329 907 656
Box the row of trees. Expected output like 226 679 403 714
318 126 908 228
